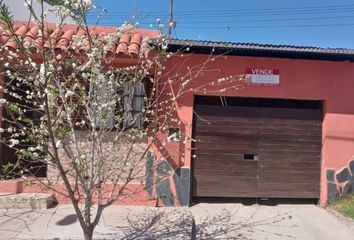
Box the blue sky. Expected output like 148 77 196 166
89 0 354 48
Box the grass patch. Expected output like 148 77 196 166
328 195 354 219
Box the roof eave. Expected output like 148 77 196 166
167 41 354 62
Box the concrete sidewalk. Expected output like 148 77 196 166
1 203 354 239
190 203 354 240
0 205 193 239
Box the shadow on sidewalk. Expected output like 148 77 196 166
0 205 298 239
102 207 297 240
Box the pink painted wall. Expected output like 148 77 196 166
159 53 354 205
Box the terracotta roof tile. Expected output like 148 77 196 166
24 25 39 46
56 28 74 49
128 34 143 55
140 36 150 54
5 25 28 49
0 21 161 57
47 28 61 48
0 29 11 45
116 34 131 55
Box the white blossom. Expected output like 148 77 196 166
65 90 75 98
28 147 36 152
9 139 19 148
55 140 62 148
0 98 6 105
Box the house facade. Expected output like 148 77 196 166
150 40 354 207
1 22 354 207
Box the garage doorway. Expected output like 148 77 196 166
192 96 323 202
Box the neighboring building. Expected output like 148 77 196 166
3 0 74 23
1 21 354 207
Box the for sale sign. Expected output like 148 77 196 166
245 68 280 86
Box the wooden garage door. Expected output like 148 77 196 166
193 100 322 199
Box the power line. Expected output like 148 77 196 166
92 15 354 25
87 9 354 20
88 3 354 15
178 22 354 29
86 8 354 19
86 2 354 31
90 21 354 29
173 15 354 24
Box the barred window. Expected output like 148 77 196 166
122 81 145 129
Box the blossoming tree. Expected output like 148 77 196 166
0 0 244 239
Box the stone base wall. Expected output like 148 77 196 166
146 151 190 207
327 159 354 202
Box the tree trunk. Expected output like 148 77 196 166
83 226 94 240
